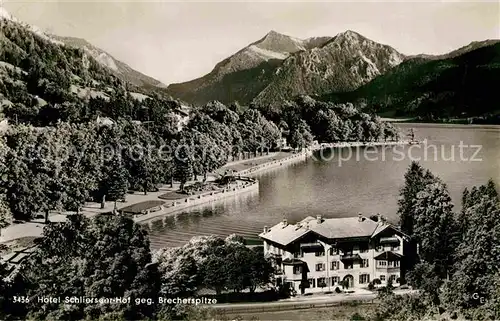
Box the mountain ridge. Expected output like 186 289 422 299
318 40 500 121
0 7 165 89
50 35 166 88
166 29 404 107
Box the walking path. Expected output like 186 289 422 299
211 289 417 313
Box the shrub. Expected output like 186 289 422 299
335 287 342 293
350 312 365 321
372 278 381 285
368 282 375 291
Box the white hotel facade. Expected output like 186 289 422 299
259 214 411 294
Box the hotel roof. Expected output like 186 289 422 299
259 215 405 246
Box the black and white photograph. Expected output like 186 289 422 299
0 0 499 320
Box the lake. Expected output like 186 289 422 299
146 123 500 249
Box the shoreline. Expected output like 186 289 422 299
0 140 415 245
238 140 417 177
135 177 259 224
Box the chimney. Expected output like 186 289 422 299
358 213 364 222
377 213 382 222
263 226 269 233
316 215 322 223
282 219 288 227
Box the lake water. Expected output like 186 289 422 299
146 123 500 249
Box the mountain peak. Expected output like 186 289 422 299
253 30 306 53
335 30 363 40
266 30 282 37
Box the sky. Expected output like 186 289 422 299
3 0 500 85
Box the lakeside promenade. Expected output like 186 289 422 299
0 139 415 247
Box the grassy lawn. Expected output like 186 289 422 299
158 190 200 200
221 152 296 172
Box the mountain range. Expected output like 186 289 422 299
319 39 500 120
1 6 499 121
166 30 405 108
165 28 499 121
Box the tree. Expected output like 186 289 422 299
0 137 12 234
245 247 273 293
17 214 159 320
200 255 227 295
288 120 313 150
441 183 500 315
105 156 129 211
413 180 456 279
397 162 437 236
154 247 199 297
407 262 441 304
174 144 194 192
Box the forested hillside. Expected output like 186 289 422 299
320 41 500 122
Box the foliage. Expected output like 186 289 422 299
412 180 457 278
386 178 500 320
10 214 158 320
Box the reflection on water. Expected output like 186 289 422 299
145 188 262 249
147 124 500 249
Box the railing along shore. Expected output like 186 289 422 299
135 177 259 223
237 140 416 177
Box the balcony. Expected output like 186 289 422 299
376 266 401 273
300 242 323 250
341 253 361 261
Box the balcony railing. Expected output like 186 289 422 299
300 242 323 248
376 267 401 273
341 253 361 261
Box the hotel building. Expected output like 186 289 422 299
259 214 411 294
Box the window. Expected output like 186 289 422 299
378 260 387 267
317 277 326 288
390 275 398 283
393 261 400 267
391 244 400 251
308 278 316 288
329 247 339 256
344 263 353 270
359 274 370 284
266 242 270 251
294 251 303 258
388 261 393 267
331 276 340 285
315 250 325 257
360 259 369 268
316 263 325 271
293 266 302 275
380 275 386 281
375 245 383 252
331 261 339 270
359 245 369 253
